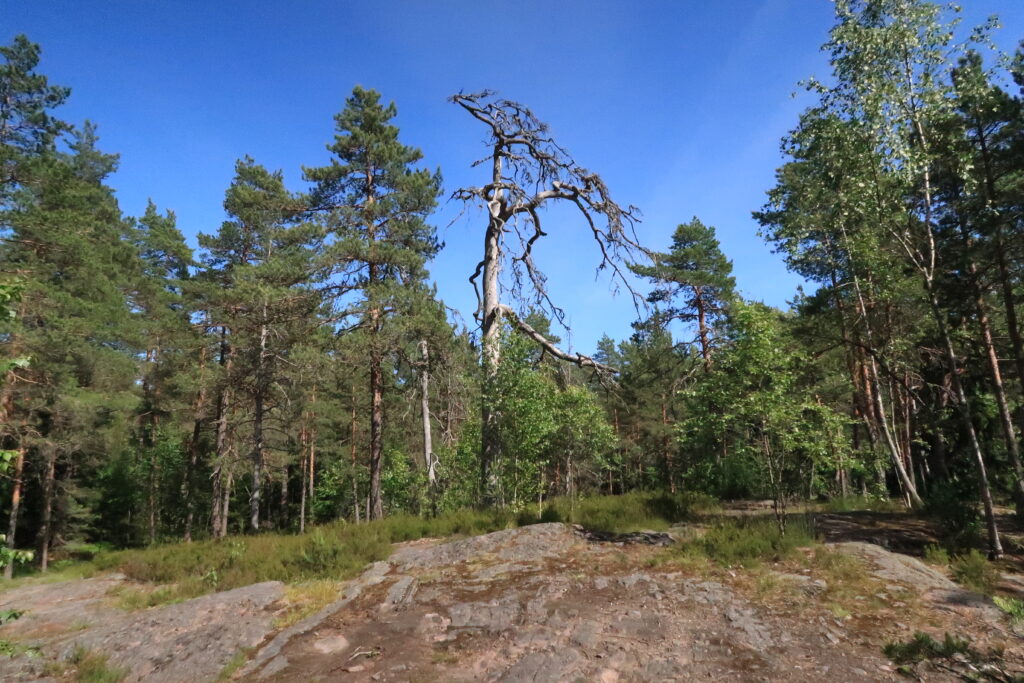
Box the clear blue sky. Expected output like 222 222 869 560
4 0 1023 353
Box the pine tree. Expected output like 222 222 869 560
198 158 321 532
304 87 441 520
630 217 735 370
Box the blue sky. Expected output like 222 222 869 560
4 0 1023 353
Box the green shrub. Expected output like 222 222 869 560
923 482 981 552
535 491 717 533
950 549 999 594
695 516 815 567
922 544 950 565
91 492 713 595
94 505 521 592
883 631 974 665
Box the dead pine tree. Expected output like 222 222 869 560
451 91 648 506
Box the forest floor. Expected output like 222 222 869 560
0 504 1023 681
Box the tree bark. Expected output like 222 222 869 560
299 435 307 534
967 259 1024 511
250 306 268 533
694 289 712 372
211 327 232 539
837 223 922 505
419 340 436 491
480 182 504 507
183 344 209 543
3 446 25 579
38 446 56 572
350 385 360 523
368 325 384 521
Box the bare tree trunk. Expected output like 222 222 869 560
661 398 676 493
351 385 360 523
3 446 25 579
419 340 436 489
250 307 268 533
299 443 307 534
183 416 202 543
250 392 264 532
480 198 504 507
308 384 316 505
38 447 56 572
368 337 384 520
695 289 712 371
221 472 232 537
211 327 232 539
184 345 209 543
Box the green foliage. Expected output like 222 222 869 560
488 322 617 508
693 516 816 567
993 596 1024 626
67 646 128 683
923 481 982 552
922 544 950 566
950 550 1000 594
533 491 715 533
0 609 22 625
679 301 853 520
93 506 519 592
883 631 976 666
0 534 33 571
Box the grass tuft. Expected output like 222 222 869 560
530 491 718 533
993 595 1024 626
68 645 128 683
696 516 815 568
950 549 999 594
275 579 343 628
922 544 950 566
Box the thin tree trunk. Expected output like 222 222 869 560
184 344 209 543
279 467 289 530
351 385 360 523
211 327 232 539
661 398 675 493
838 223 921 505
962 109 1024 505
183 416 202 543
419 340 436 489
368 338 384 520
3 446 25 579
220 472 232 537
695 290 712 371
38 447 56 572
250 393 264 532
250 307 269 533
309 384 316 504
927 286 1002 556
299 442 307 534
967 260 1024 510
